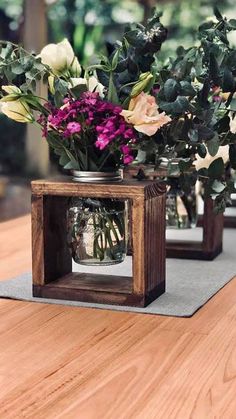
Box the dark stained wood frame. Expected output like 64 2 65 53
223 198 236 228
166 198 224 260
124 165 224 261
31 178 166 307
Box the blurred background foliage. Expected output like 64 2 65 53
0 0 236 175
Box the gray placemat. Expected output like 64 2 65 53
0 228 235 317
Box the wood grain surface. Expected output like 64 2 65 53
0 215 236 418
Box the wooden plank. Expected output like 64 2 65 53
43 196 72 283
37 272 132 293
145 195 166 293
132 197 145 294
202 198 224 254
31 178 166 199
1 216 236 417
31 194 45 285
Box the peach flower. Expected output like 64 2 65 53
121 92 171 136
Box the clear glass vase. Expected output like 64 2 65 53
67 197 128 266
166 179 198 229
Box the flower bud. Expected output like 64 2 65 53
0 99 34 123
131 72 153 97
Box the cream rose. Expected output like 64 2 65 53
121 92 171 136
194 145 229 171
69 76 104 97
39 39 81 76
0 100 34 123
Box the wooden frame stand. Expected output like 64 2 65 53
31 178 166 307
124 165 224 261
167 198 224 260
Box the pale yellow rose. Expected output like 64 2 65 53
69 76 104 97
194 145 229 171
39 39 81 75
0 100 34 123
121 92 171 136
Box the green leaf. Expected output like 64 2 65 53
11 62 24 75
108 73 119 104
124 30 141 47
180 81 196 96
197 126 215 141
111 49 120 71
188 129 198 143
222 68 235 93
163 78 180 102
199 21 214 31
208 157 225 178
229 144 236 169
197 143 207 158
59 152 70 167
211 180 226 193
207 135 219 157
229 98 236 112
228 19 236 29
209 53 220 85
213 6 223 21
198 167 208 177
178 159 192 172
159 96 190 114
70 83 88 99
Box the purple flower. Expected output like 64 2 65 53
124 154 134 164
95 135 110 150
38 92 137 166
66 122 81 134
121 145 131 155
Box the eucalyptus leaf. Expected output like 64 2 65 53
163 79 180 102
207 135 219 157
211 180 226 193
208 158 225 178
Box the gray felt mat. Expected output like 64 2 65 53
0 227 235 317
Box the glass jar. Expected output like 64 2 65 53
166 178 198 229
67 197 128 266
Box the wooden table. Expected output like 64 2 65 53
0 215 236 418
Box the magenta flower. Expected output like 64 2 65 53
124 154 134 164
66 122 81 134
121 145 131 155
39 92 137 167
95 135 110 150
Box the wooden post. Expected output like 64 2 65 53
23 0 50 176
31 178 166 307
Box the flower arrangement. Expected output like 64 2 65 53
0 14 170 175
0 8 236 212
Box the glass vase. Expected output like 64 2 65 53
67 197 128 266
166 178 198 229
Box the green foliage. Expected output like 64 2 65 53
92 11 167 104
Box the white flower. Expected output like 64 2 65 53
69 76 104 97
229 115 236 134
0 100 34 123
194 145 229 170
39 39 81 75
70 57 81 77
